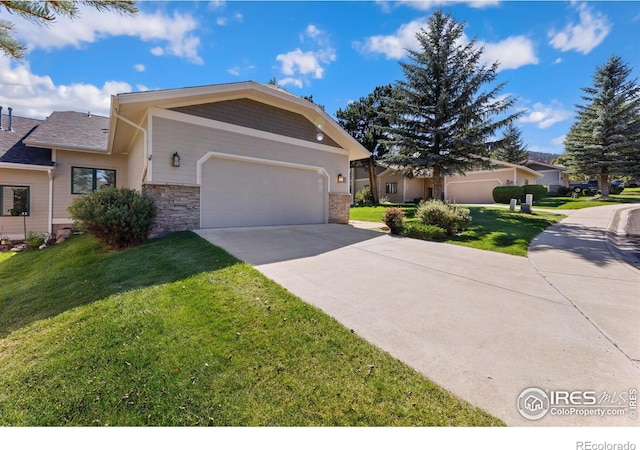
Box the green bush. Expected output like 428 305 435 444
68 187 157 250
402 222 446 241
523 184 548 202
354 186 374 206
492 186 524 204
25 231 47 249
382 207 405 235
415 200 471 235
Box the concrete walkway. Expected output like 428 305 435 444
195 204 640 426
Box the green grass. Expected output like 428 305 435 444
0 233 502 426
533 187 640 209
350 205 564 256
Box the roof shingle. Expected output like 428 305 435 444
24 111 109 153
0 113 53 167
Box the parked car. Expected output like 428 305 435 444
625 179 639 188
569 180 599 195
611 179 625 187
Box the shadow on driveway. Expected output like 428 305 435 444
196 223 385 265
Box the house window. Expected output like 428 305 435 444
0 185 29 216
385 182 398 194
72 167 116 194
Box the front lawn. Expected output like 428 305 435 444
350 205 564 256
0 233 501 426
533 187 640 210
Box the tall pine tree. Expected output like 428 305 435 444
491 123 529 165
336 85 394 203
381 10 521 200
564 55 640 197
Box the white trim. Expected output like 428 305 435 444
112 106 149 184
445 178 503 187
150 107 350 157
197 151 330 226
0 162 53 172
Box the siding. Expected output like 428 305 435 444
52 150 128 221
171 98 341 148
150 116 349 194
126 132 145 191
0 169 49 238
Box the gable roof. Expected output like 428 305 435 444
378 157 543 179
525 160 566 171
24 111 109 153
109 81 370 161
0 114 53 167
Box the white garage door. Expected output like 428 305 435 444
201 156 327 228
447 180 500 204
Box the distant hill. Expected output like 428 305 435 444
527 151 561 163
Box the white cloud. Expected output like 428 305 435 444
554 57 563 64
548 2 611 54
275 25 336 88
356 19 538 71
11 6 204 64
479 35 538 71
208 0 226 10
0 56 131 119
134 64 145 72
354 18 426 59
227 63 255 77
381 1 500 10
519 101 571 129
216 17 228 26
551 135 566 147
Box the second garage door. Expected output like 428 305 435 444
447 180 500 204
200 155 327 228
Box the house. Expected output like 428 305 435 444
0 82 370 240
524 160 568 193
351 159 542 204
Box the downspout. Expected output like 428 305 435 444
513 168 517 185
48 169 53 235
111 106 149 186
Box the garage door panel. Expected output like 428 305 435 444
201 157 326 228
447 180 500 204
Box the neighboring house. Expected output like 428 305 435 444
352 159 541 204
524 160 568 193
0 82 370 240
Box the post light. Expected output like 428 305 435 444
172 152 181 167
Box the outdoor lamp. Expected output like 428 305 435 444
337 173 345 183
172 152 181 167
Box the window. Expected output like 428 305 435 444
72 167 116 194
385 182 398 194
0 185 29 216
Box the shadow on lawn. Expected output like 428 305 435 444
0 231 238 338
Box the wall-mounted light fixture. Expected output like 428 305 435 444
337 173 345 183
315 125 324 142
172 152 181 167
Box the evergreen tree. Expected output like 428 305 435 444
336 85 394 203
381 10 520 200
491 123 529 165
564 55 640 197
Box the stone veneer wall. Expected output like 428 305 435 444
142 184 200 236
328 192 350 224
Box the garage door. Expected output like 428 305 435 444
447 180 500 204
201 155 327 228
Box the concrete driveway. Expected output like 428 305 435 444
195 209 639 426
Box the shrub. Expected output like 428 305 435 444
382 207 405 235
68 187 157 250
415 200 471 235
492 186 524 204
402 222 446 241
354 186 374 206
523 184 547 202
25 231 47 249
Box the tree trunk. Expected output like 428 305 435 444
432 166 445 201
367 156 379 204
599 173 610 197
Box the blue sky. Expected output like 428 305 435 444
1 1 639 156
